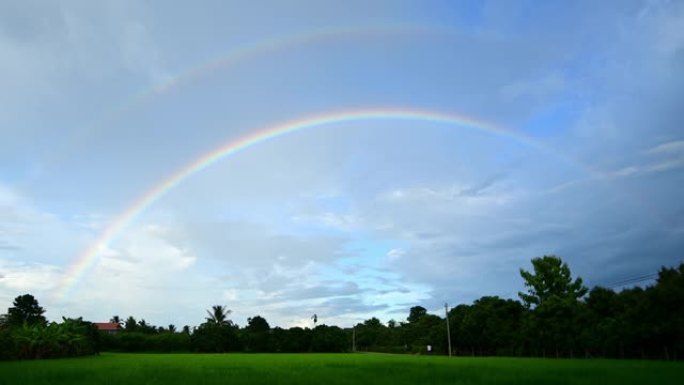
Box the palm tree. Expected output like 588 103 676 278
311 314 318 326
109 315 122 326
206 305 232 326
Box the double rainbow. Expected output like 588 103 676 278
57 108 568 297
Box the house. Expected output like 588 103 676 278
94 322 122 334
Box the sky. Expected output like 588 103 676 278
0 0 683 329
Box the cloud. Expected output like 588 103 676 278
0 1 165 96
0 185 89 266
386 248 405 260
1 0 682 329
608 139 684 178
647 140 684 155
610 159 684 178
0 260 61 293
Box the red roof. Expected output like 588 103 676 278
94 322 121 331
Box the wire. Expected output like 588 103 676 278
606 273 658 288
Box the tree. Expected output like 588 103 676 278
583 286 622 357
311 325 347 352
110 315 122 326
206 305 232 326
137 319 156 334
192 322 240 353
519 256 588 357
402 306 443 353
460 296 524 356
355 317 386 350
6 294 47 327
124 316 138 332
519 255 587 308
407 306 427 323
245 315 271 352
247 316 270 333
311 314 318 326
648 264 684 359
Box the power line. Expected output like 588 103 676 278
606 273 659 289
609 273 658 285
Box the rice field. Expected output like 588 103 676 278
1 353 682 385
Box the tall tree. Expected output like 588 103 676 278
6 294 47 326
407 306 427 323
519 256 588 357
519 255 588 307
205 305 232 326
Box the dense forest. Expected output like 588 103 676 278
1 256 682 360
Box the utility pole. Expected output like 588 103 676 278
352 326 356 352
445 303 452 357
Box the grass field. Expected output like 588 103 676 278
1 353 683 385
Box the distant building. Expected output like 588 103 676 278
94 322 121 334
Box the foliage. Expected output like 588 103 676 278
5 294 47 327
518 256 588 308
0 296 98 360
7 318 97 359
310 325 348 352
243 315 271 352
205 306 232 326
407 306 427 323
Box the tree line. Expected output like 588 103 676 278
356 256 683 359
97 306 348 354
1 255 682 360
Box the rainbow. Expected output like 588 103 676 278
57 108 572 297
45 24 457 172
116 23 455 117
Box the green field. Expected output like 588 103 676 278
1 353 682 385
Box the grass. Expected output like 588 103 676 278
0 353 683 385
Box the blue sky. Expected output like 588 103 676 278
1 0 683 328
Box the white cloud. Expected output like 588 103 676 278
0 260 60 292
647 140 684 155
386 248 405 260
